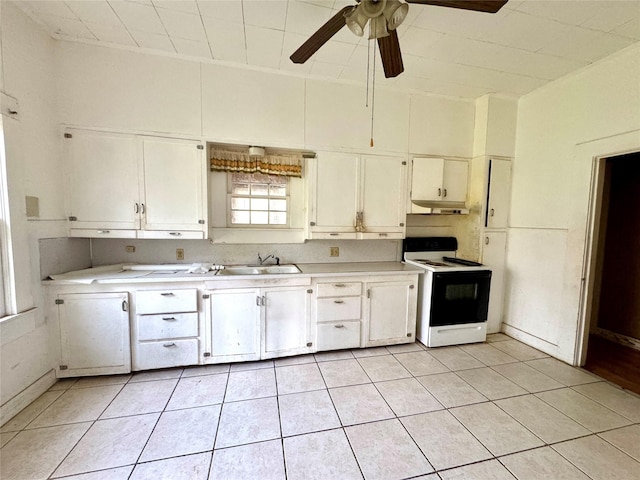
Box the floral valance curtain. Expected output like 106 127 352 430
209 148 303 178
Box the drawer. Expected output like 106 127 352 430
136 289 198 314
316 296 361 322
134 338 199 370
137 313 199 341
317 321 361 351
316 282 361 298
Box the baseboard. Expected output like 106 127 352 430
501 324 565 362
0 369 57 426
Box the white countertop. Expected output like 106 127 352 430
45 262 423 285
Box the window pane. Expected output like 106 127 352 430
232 183 250 195
269 212 287 224
231 210 250 224
269 184 286 197
270 199 287 211
231 197 250 209
251 211 268 224
251 183 268 196
232 173 252 183
251 198 269 210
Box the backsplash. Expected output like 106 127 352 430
39 237 91 279
90 238 402 267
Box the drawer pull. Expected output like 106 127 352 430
334 324 345 329
169 232 181 236
160 292 175 296
334 284 346 288
97 230 110 234
162 342 177 348
162 317 177 321
330 233 339 236
334 300 344 304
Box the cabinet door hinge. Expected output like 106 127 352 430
198 219 205 224
309 221 316 226
399 222 404 227
409 284 415 289
406 333 412 337
68 216 77 221
306 289 313 294
202 294 210 299
402 161 407 165
203 352 211 357
59 365 68 370
366 289 370 299
55 299 64 305
64 133 72 139
306 342 313 347
197 144 204 150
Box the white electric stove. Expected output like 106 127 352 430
403 237 492 347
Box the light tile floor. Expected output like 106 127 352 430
2 335 640 480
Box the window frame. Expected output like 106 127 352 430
226 172 290 228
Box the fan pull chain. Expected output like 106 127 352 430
370 38 376 148
366 37 371 108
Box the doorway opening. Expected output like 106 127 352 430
583 151 640 394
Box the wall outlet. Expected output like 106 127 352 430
125 245 135 253
330 247 339 257
176 248 184 261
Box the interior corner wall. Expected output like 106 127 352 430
1 2 63 415
505 43 640 363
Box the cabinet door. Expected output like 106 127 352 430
57 292 131 377
481 231 507 334
65 130 139 231
262 287 311 358
360 155 406 237
366 281 417 346
411 157 444 202
139 137 206 236
209 289 260 362
443 160 468 204
309 153 358 237
486 158 511 229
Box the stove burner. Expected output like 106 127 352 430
413 259 449 267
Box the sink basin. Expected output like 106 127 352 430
217 264 301 275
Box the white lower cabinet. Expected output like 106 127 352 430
365 280 418 347
132 288 201 370
55 292 131 377
207 289 261 363
314 275 419 351
481 231 508 334
205 284 312 363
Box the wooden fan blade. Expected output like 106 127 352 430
290 6 353 64
405 0 508 14
378 30 404 78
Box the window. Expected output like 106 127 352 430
228 173 289 226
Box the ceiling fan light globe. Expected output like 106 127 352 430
361 0 387 18
383 1 408 30
346 6 368 37
368 15 390 39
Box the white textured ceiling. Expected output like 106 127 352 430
13 0 640 99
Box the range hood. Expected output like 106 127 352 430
409 200 469 215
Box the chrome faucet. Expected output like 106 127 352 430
257 254 280 265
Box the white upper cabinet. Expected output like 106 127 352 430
66 130 139 232
308 152 407 239
411 157 468 205
485 158 512 230
360 155 407 239
65 129 207 239
138 137 207 238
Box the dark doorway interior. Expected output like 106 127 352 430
584 152 640 395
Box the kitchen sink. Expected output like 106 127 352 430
217 264 301 275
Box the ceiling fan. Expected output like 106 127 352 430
290 0 508 78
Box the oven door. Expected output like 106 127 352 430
429 270 491 327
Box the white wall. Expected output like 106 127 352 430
0 2 64 420
505 44 640 363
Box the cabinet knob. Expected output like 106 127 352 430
485 237 490 245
